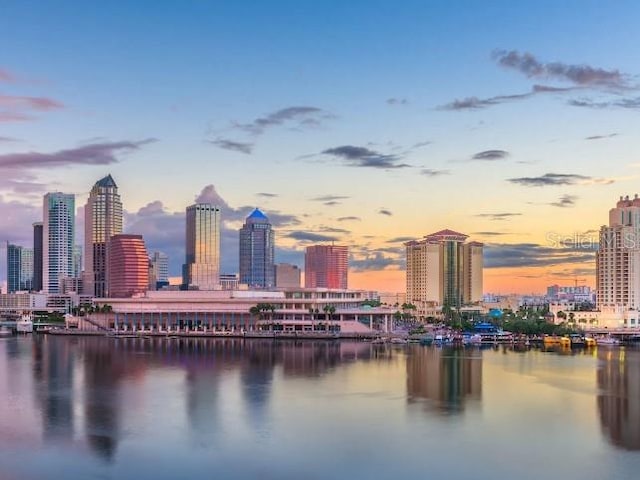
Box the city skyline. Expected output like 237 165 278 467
3 1 640 293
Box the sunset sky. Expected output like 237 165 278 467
2 0 640 294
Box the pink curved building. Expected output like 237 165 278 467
108 234 149 298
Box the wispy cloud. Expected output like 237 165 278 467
472 231 509 236
256 192 278 198
0 136 19 143
439 85 574 111
471 150 509 161
550 194 578 208
421 168 450 177
286 231 340 242
310 195 350 202
569 97 640 110
0 68 16 82
386 236 415 243
337 216 361 222
378 208 393 216
493 50 626 87
387 97 408 105
0 139 156 169
476 212 521 221
322 145 411 169
508 173 613 187
0 94 63 111
233 106 334 136
585 133 618 140
485 242 594 268
209 138 253 154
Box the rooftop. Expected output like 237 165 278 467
95 174 118 189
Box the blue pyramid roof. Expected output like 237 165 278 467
247 208 269 222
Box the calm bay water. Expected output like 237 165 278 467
1 336 639 479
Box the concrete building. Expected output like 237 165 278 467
405 229 483 318
275 263 301 288
33 222 43 292
43 192 75 294
220 273 240 290
84 175 123 298
596 195 640 327
304 245 348 289
239 208 275 289
546 284 593 302
108 234 149 298
183 204 220 290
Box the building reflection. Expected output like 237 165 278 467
406 346 482 414
597 348 640 451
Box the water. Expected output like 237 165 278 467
0 336 639 480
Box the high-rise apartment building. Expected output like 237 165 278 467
43 192 75 294
275 263 302 288
33 222 43 291
405 230 483 314
6 243 32 292
183 204 220 290
72 245 82 278
84 174 123 298
108 234 149 298
304 245 348 289
239 208 275 289
596 196 640 324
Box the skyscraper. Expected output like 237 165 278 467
43 192 75 294
596 195 640 326
150 251 169 288
33 222 43 291
405 230 483 315
108 234 149 298
72 245 82 278
183 204 220 290
239 208 275 289
7 243 22 293
274 263 302 288
84 174 123 297
304 245 348 289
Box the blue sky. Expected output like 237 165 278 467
2 1 640 292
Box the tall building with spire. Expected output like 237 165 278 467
84 174 123 297
405 229 483 316
239 208 275 289
183 203 220 290
43 192 75 294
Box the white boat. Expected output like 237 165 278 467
16 314 34 334
596 336 620 346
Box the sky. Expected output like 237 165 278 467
2 0 640 294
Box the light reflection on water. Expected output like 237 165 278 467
0 336 639 479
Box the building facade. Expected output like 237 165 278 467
183 204 220 290
275 263 302 288
33 222 43 292
108 234 149 298
596 195 640 327
239 208 275 289
304 245 348 289
150 251 169 289
6 243 33 292
84 174 123 298
405 230 483 317
43 192 75 294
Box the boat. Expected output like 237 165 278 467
462 333 483 346
543 335 562 347
559 336 572 348
16 313 33 334
596 336 620 346
584 337 596 348
569 334 585 347
0 326 12 337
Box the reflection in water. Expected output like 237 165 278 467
597 348 640 450
406 346 482 414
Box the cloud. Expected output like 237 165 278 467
0 111 32 122
507 173 613 187
484 242 595 269
0 69 16 82
322 145 411 169
256 192 278 198
569 97 640 110
0 94 63 111
476 212 521 221
209 138 253 154
323 201 341 206
0 195 40 283
337 216 361 222
378 209 393 216
421 168 450 177
585 133 618 140
310 195 350 202
386 236 416 243
286 231 340 242
0 136 19 143
550 194 577 208
471 150 509 161
0 139 156 170
233 106 333 136
439 84 577 111
350 251 404 272
387 98 408 105
493 50 626 87
472 231 509 236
